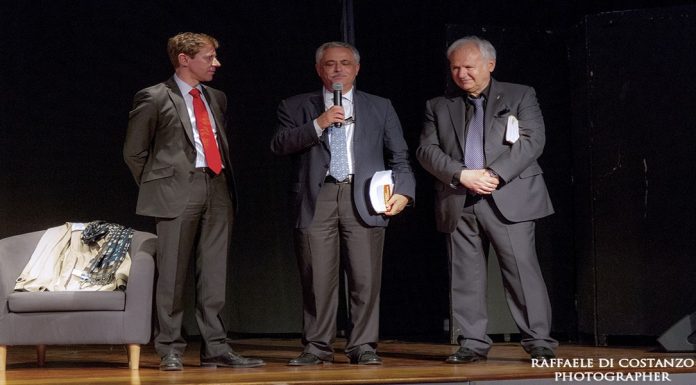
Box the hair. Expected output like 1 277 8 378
315 41 361 64
167 32 219 68
446 36 496 61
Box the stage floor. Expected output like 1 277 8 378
2 338 695 384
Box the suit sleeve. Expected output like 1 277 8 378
123 89 157 185
382 100 416 201
487 86 546 182
416 99 465 186
270 98 321 156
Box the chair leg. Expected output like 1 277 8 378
36 345 46 367
127 344 140 370
0 345 6 371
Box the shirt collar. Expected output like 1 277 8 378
174 74 200 95
323 87 354 104
467 83 490 103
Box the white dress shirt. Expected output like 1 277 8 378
313 88 355 175
173 74 222 169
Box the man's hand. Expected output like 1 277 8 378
384 194 410 216
316 105 345 129
459 169 499 194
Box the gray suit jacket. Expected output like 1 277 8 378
123 77 235 218
271 89 416 229
417 78 554 233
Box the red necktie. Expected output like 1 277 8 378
189 88 222 174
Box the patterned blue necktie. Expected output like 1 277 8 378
329 123 349 181
464 96 485 169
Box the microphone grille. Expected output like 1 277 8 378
332 83 343 91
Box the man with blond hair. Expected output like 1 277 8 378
124 32 264 371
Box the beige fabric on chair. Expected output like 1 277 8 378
14 223 131 292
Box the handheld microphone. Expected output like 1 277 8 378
332 82 343 107
332 83 343 128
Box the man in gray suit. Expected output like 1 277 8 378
124 32 264 371
417 36 557 363
271 41 415 366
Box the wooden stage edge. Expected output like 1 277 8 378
1 338 695 385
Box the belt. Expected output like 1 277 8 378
464 191 483 207
324 175 353 184
195 167 218 177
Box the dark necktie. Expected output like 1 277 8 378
189 88 222 174
464 96 485 169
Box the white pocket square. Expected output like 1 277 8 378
506 115 519 144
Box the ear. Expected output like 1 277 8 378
355 62 360 77
178 53 190 68
487 60 496 73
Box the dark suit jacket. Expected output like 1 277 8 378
271 89 416 229
417 78 554 233
124 77 236 218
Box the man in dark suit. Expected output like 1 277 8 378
124 32 264 371
417 36 558 363
271 41 416 366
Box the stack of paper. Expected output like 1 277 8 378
369 170 394 213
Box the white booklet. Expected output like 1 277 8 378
369 170 394 213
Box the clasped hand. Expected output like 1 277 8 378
460 169 499 195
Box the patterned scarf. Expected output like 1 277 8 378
80 221 134 288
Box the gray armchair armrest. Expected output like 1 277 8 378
122 231 157 343
0 231 44 321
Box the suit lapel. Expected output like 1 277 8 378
165 77 195 146
201 86 227 144
202 86 223 132
309 92 330 151
446 96 466 156
309 92 325 120
485 79 506 140
201 86 233 169
352 91 366 146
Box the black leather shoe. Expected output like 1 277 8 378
446 347 486 364
530 346 555 361
288 352 332 366
200 351 265 368
350 351 383 365
160 353 183 371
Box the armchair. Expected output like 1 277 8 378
0 229 156 370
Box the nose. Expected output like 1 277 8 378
213 57 221 67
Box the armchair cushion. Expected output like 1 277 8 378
8 291 125 312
